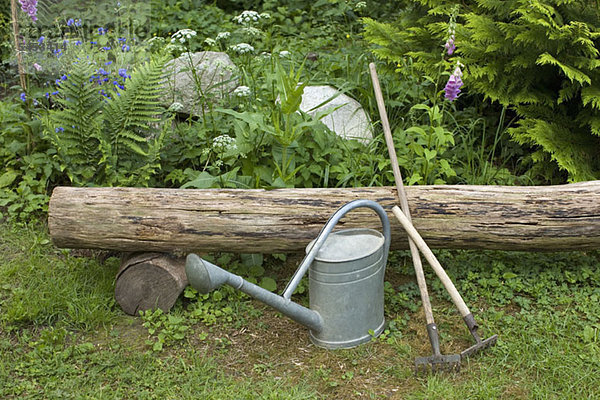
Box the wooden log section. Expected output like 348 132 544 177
49 182 600 253
115 252 187 315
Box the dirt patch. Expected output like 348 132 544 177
181 300 427 399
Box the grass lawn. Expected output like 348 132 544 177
1 222 599 399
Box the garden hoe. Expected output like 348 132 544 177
369 63 460 373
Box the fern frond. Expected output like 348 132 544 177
581 86 600 110
536 53 591 85
510 118 600 181
43 57 104 185
103 55 167 170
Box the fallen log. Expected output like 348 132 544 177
48 182 600 252
115 252 187 315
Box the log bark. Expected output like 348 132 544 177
48 182 600 252
115 252 187 315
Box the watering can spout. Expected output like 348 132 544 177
185 254 324 333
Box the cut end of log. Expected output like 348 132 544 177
115 253 188 315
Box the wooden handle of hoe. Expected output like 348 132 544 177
369 63 435 325
392 206 471 317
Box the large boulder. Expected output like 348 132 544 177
162 51 238 115
299 85 373 142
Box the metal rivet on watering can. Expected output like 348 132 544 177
185 199 391 350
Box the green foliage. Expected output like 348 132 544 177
44 55 170 186
149 0 235 41
0 100 60 221
28 0 152 40
141 308 192 351
44 59 103 183
462 0 600 182
141 251 285 351
363 0 600 182
0 0 11 74
164 55 388 190
395 103 457 185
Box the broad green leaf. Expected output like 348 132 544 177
0 170 18 188
181 171 217 189
259 277 277 292
241 253 264 267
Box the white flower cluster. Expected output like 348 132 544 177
216 31 230 41
147 36 166 52
229 43 254 54
212 134 237 153
242 26 262 37
204 38 217 46
148 36 164 45
233 85 251 98
233 10 270 25
165 42 184 53
171 29 197 44
279 50 290 58
168 102 184 112
354 1 367 11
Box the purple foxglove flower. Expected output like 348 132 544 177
19 0 38 22
444 35 455 56
444 66 463 102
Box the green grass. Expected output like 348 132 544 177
1 222 599 399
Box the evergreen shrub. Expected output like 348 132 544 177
364 0 600 182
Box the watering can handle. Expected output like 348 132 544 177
282 199 391 300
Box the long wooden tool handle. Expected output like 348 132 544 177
392 206 471 317
369 63 435 325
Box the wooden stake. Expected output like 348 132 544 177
10 0 27 91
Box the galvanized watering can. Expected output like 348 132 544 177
185 199 391 349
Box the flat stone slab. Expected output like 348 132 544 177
162 51 238 115
299 85 373 142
